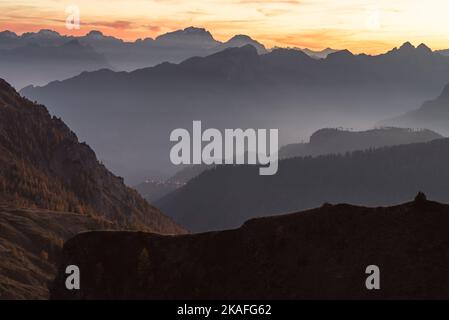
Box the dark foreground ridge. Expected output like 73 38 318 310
52 196 449 299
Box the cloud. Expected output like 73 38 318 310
145 25 161 32
256 8 289 17
87 20 133 29
236 0 301 4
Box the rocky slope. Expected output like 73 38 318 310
52 196 449 299
0 78 184 234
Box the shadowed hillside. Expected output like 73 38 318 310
157 138 449 232
279 127 442 159
136 128 441 203
0 78 184 234
52 197 449 300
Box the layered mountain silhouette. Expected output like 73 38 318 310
135 128 441 202
0 37 110 89
299 47 339 59
51 196 449 299
279 127 442 158
218 35 266 54
0 78 184 234
157 137 449 232
383 83 449 135
21 42 449 183
1 27 267 88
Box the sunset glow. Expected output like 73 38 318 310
2 0 449 54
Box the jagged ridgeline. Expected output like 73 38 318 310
0 79 185 234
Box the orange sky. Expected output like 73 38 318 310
2 0 449 54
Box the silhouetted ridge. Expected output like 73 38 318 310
156 26 216 44
223 35 267 53
0 30 18 38
417 43 432 54
388 42 433 57
326 49 354 60
86 30 104 37
21 39 449 181
51 198 449 299
399 41 415 51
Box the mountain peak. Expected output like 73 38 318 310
86 30 104 37
326 49 354 61
417 43 432 53
181 44 260 73
183 26 210 34
37 29 61 37
229 34 253 41
0 30 18 38
156 26 215 43
399 41 415 51
21 29 62 40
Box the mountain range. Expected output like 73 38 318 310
3 25 449 300
278 127 442 158
0 35 111 89
0 27 267 89
51 196 449 299
135 127 442 203
21 42 449 184
157 137 449 232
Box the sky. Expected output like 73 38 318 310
2 0 449 54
